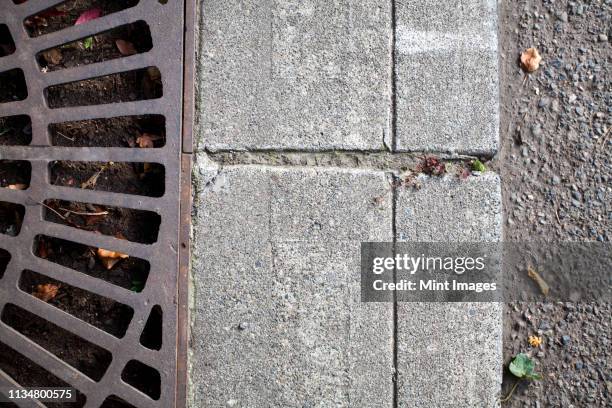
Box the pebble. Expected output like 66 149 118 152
562 335 571 346
598 34 608 42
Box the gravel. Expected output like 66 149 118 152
498 0 611 406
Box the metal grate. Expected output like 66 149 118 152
0 0 192 406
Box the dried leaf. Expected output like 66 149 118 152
136 133 155 148
97 248 129 270
521 48 542 73
43 48 62 65
7 184 27 190
115 39 136 56
528 335 542 347
32 283 59 302
527 266 550 296
75 8 102 25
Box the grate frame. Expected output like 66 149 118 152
0 0 193 407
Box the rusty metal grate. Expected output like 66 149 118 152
0 0 193 406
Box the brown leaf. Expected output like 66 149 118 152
136 133 155 148
32 283 60 302
521 48 542 73
97 248 129 270
7 184 27 190
43 48 63 65
115 39 137 56
527 266 550 296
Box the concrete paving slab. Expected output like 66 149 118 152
395 174 503 407
395 0 499 155
197 0 392 151
189 165 394 407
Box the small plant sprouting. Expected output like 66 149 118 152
501 353 542 403
472 159 486 172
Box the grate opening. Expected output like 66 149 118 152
140 305 162 350
50 161 165 197
121 360 161 400
0 69 27 103
101 395 137 408
0 115 32 146
0 201 25 237
0 160 31 190
0 248 10 279
43 199 161 244
19 270 134 338
24 0 140 38
0 24 16 57
35 235 150 292
1 303 112 381
37 21 153 72
0 340 87 407
45 67 163 108
50 115 166 148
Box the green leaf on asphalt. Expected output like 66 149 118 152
509 353 541 381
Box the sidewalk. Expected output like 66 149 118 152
190 1 502 406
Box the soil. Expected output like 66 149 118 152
50 161 165 197
1 1 165 400
50 115 165 147
498 0 611 406
0 115 32 146
43 199 161 244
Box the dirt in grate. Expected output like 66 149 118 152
50 161 165 197
35 235 150 292
2 0 166 398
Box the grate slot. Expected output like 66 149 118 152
2 303 113 382
0 115 32 146
121 360 160 401
50 114 165 147
42 199 161 244
45 67 162 108
34 235 150 292
140 305 162 351
0 201 25 236
50 161 165 197
19 270 134 338
0 160 31 189
0 69 27 103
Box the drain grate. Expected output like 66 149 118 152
0 1 192 407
